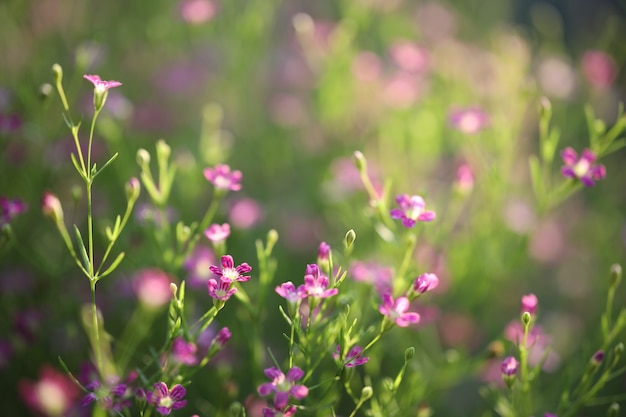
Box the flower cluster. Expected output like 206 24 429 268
560 147 606 186
390 194 436 228
204 164 243 192
207 255 252 301
333 345 369 368
258 366 309 414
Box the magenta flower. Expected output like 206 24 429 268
275 281 306 303
1 196 26 226
145 382 187 415
204 164 242 191
83 74 122 91
448 106 489 134
262 404 297 417
378 293 420 327
258 366 309 409
209 255 251 283
521 293 538 315
133 268 173 309
18 366 80 417
302 264 338 299
171 337 198 366
333 345 369 368
214 327 231 348
208 277 237 301
501 356 518 376
81 380 129 411
455 163 474 194
205 223 231 243
317 241 331 262
413 273 439 294
560 147 606 186
390 194 436 228
350 261 393 295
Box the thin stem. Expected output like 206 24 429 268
90 280 103 377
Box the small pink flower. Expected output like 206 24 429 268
500 356 518 376
275 282 306 303
214 327 231 348
389 41 429 73
145 382 187 415
258 366 309 410
581 50 617 89
41 192 63 223
1 196 26 226
83 74 122 92
133 269 173 309
378 293 420 327
207 277 237 301
390 194 436 228
228 198 263 229
179 0 217 24
317 242 331 262
350 261 393 295
302 264 338 299
204 164 242 191
448 106 489 134
413 273 439 294
19 365 80 417
209 255 251 282
455 164 474 194
183 246 216 289
560 147 606 186
171 337 198 366
333 345 369 368
521 293 538 315
204 223 231 243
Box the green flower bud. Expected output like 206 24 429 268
344 229 356 249
137 148 151 167
52 64 63 84
353 150 367 173
610 263 622 289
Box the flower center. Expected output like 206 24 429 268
574 160 590 178
222 268 239 281
159 395 174 408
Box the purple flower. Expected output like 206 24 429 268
145 382 187 415
591 350 604 365
500 356 518 376
83 74 122 91
183 246 216 289
302 264 338 299
560 147 606 186
171 337 198 366
390 194 436 228
208 277 237 301
209 255 251 283
81 380 128 411
204 223 231 243
275 281 306 303
1 196 27 226
204 164 242 191
378 293 420 327
215 327 231 347
521 293 538 315
413 273 439 294
317 242 331 262
448 106 489 134
258 366 309 409
333 345 369 368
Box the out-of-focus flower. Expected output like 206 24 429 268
41 192 63 224
209 255 251 282
208 277 237 301
521 293 538 315
205 223 231 243
500 356 518 376
133 268 173 309
382 71 422 109
448 106 489 134
145 382 187 415
1 195 26 227
204 164 242 192
350 261 393 295
19 366 80 417
581 50 616 90
536 55 576 100
135 203 177 227
333 345 369 368
229 198 263 229
214 327 231 348
80 379 129 412
171 337 198 366
302 264 338 299
317 242 331 262
0 339 12 370
389 41 429 73
390 194 436 228
262 404 297 417
258 366 309 409
455 163 474 194
183 246 216 289
413 273 439 294
560 147 606 186
378 293 420 327
275 281 306 304
351 51 382 82
179 0 217 24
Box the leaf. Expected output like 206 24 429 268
92 152 119 179
73 225 91 273
97 252 125 280
70 153 87 180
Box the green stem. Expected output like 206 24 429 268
90 280 103 378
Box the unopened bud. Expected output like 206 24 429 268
39 83 53 100
137 148 151 166
405 347 415 361
156 139 171 160
345 229 356 249
267 229 279 249
591 350 604 366
170 282 178 297
360 386 373 401
610 263 622 289
607 402 619 417
42 192 64 224
353 151 367 173
52 64 63 84
125 177 141 202
539 96 551 116
521 311 531 327
614 343 624 358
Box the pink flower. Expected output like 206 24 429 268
257 366 309 410
390 194 436 228
204 223 231 243
389 41 429 73
333 345 369 368
41 192 63 223
19 365 80 417
413 273 439 294
500 356 518 376
183 246 216 289
209 255 252 282
378 294 420 327
275 281 306 303
80 380 129 411
448 106 489 134
171 337 198 366
521 293 538 315
1 196 26 226
317 241 331 262
455 164 474 194
179 0 217 24
204 164 242 191
262 404 297 417
350 261 393 295
207 277 237 301
581 50 617 89
145 382 187 415
83 74 122 92
228 198 263 229
560 147 606 186
133 268 173 309
302 264 338 299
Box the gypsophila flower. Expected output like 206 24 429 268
448 106 489 134
262 404 297 417
80 380 128 411
205 223 231 243
275 281 306 303
390 194 436 228
560 147 606 186
258 366 309 410
317 242 330 262
1 196 26 226
500 356 518 376
83 74 122 111
214 327 231 347
521 293 538 315
333 345 369 368
171 337 198 366
302 264 338 299
145 382 187 415
204 164 242 191
208 277 237 301
183 246 216 289
378 293 420 327
413 273 439 294
209 255 251 282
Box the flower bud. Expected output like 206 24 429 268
344 229 356 249
39 83 53 100
156 139 171 161
607 402 619 417
405 347 415 361
501 356 518 389
42 192 64 224
610 263 622 289
137 148 151 167
360 386 373 401
125 177 141 202
353 151 367 173
52 64 63 84
521 311 532 327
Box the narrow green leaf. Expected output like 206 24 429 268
92 152 119 179
73 225 91 272
70 153 87 180
98 252 125 280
